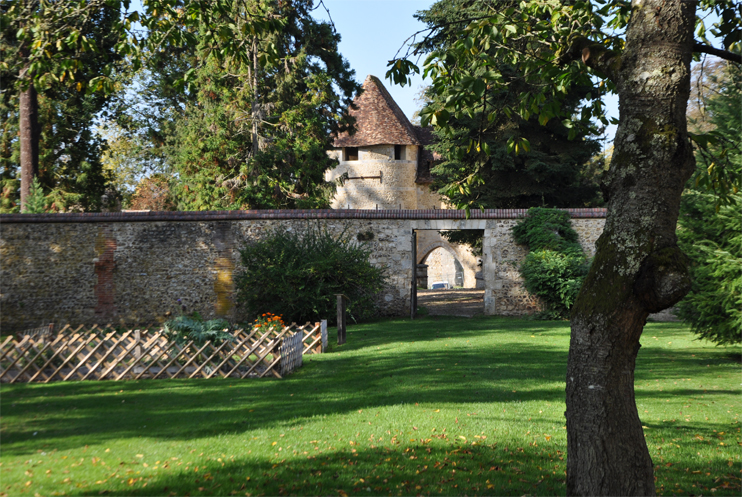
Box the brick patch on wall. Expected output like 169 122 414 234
94 225 117 319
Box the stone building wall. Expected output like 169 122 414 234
423 248 458 287
0 209 607 331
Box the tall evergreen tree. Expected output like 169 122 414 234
677 60 741 345
166 0 360 210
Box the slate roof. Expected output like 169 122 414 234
334 75 421 147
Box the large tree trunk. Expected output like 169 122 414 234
19 70 39 211
566 0 696 494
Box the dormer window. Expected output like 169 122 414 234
394 145 405 160
344 147 358 161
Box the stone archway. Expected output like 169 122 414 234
417 235 479 289
420 244 461 289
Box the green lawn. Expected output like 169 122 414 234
1 317 739 496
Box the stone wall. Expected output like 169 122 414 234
0 209 607 331
480 218 605 315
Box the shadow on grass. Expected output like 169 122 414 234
58 440 740 497
65 442 568 496
1 342 568 455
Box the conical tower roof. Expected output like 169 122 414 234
334 75 420 147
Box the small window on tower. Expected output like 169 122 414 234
345 147 359 161
394 145 404 160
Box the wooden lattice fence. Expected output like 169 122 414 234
1 320 327 384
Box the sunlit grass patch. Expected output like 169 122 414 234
0 317 739 496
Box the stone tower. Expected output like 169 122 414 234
326 75 445 210
326 75 481 289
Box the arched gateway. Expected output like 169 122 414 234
0 208 605 331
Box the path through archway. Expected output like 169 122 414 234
414 230 484 317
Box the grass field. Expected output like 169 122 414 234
1 316 739 496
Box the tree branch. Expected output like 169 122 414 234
558 36 620 83
693 43 742 64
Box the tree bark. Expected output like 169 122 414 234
19 72 40 211
251 38 259 157
566 0 696 494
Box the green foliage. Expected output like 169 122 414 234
0 178 19 213
1 2 122 212
513 208 588 318
137 0 360 211
688 59 742 207
163 313 234 346
1 0 286 212
412 0 602 211
521 250 589 319
676 59 742 346
512 208 581 254
21 177 45 213
677 193 741 345
236 225 387 324
387 1 739 195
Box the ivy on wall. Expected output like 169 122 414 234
512 208 589 319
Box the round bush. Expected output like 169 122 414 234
236 225 387 324
513 207 588 319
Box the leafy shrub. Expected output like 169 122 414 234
236 224 387 324
163 313 234 345
512 207 581 254
513 207 588 319
520 250 589 319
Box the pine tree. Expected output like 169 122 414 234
677 60 742 345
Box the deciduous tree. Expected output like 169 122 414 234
1 0 283 210
388 0 741 493
1 0 126 211
414 0 603 211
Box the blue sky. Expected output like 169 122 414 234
312 0 433 120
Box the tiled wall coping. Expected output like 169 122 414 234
0 208 607 224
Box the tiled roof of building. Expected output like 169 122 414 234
334 75 420 147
